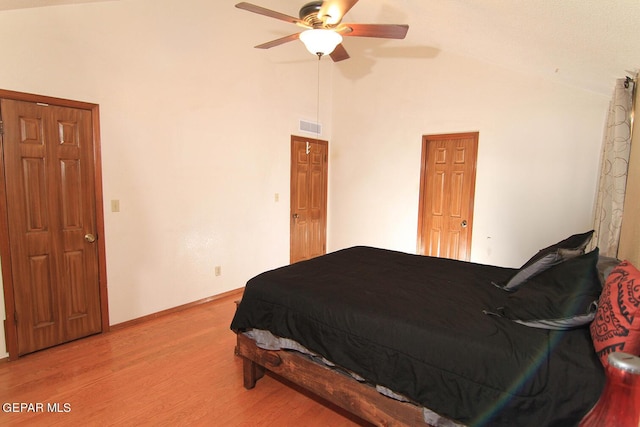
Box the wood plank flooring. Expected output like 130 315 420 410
0 292 369 426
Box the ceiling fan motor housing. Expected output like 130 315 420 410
299 1 325 27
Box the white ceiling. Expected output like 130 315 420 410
399 0 640 95
336 0 640 95
1 0 638 95
0 0 109 10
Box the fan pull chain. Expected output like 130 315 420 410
316 53 321 141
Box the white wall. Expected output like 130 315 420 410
0 0 612 357
329 43 609 267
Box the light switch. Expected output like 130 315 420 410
111 200 120 212
274 193 280 202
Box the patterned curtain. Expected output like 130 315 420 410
592 77 635 257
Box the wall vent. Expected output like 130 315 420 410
299 119 322 136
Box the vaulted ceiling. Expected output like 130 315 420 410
0 0 109 10
1 0 638 95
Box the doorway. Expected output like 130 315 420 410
290 135 328 264
0 90 108 358
417 132 478 261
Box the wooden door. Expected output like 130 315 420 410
290 135 328 264
417 132 478 261
0 94 106 357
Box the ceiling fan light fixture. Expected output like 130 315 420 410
299 29 342 56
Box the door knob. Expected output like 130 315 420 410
461 220 468 228
292 213 299 220
84 233 97 243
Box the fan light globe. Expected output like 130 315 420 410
299 29 342 56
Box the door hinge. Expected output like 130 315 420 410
0 120 4 136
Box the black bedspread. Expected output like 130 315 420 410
230 246 604 426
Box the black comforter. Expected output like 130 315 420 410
230 246 604 426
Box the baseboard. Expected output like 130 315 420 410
109 287 245 332
0 288 245 363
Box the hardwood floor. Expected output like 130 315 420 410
0 291 369 426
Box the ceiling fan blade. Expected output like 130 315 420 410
235 2 306 26
330 44 350 62
318 0 359 25
255 33 301 49
342 23 409 39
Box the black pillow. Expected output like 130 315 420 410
596 255 621 286
494 230 594 291
485 248 602 330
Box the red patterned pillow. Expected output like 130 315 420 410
590 260 640 366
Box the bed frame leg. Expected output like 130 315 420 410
242 357 265 389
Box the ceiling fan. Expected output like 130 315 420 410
235 1 409 62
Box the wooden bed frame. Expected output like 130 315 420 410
235 332 435 426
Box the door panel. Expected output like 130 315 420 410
290 136 328 264
1 98 102 355
54 105 101 341
292 155 309 261
417 133 478 261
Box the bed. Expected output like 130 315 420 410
231 231 613 426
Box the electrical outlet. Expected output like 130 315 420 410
214 266 221 276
